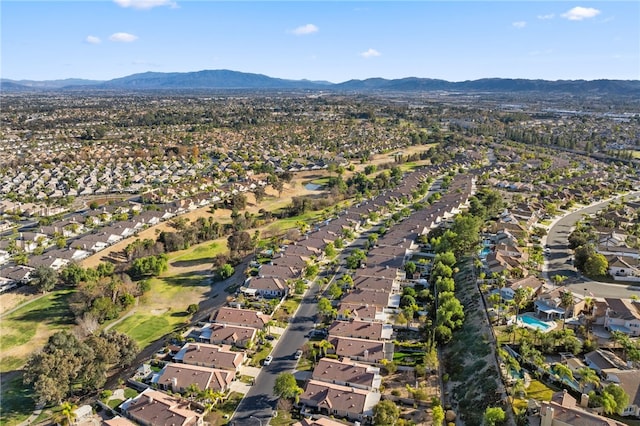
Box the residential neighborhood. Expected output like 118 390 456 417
1 90 639 426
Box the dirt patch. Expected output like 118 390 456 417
0 286 38 316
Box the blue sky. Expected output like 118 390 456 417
2 1 638 82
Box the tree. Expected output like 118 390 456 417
595 383 630 415
316 339 334 357
324 242 336 258
187 304 198 315
273 372 302 402
483 407 506 426
577 367 600 393
327 282 343 300
404 261 417 277
553 363 574 384
560 291 574 329
30 266 58 293
317 297 336 320
373 400 400 425
583 253 608 278
551 274 567 288
432 404 445 425
217 263 235 280
53 401 78 426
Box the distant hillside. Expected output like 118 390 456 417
336 77 640 95
1 78 103 90
98 69 322 90
2 70 639 95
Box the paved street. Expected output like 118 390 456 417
544 191 640 299
231 282 320 426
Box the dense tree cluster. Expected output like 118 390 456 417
23 330 137 405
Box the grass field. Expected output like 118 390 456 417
0 289 75 372
0 374 35 426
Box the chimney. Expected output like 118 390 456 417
540 406 554 426
147 395 154 404
196 344 201 351
171 377 178 392
580 393 589 408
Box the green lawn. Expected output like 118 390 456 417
296 357 314 372
273 297 302 322
0 289 75 372
113 314 175 349
250 345 273 367
169 240 227 263
270 410 296 426
0 373 35 426
206 391 244 425
526 379 556 401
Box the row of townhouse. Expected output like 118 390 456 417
298 163 478 422
115 156 479 425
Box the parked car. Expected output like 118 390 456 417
264 355 273 366
294 349 303 359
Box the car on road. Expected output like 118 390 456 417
294 349 303 359
263 355 273 366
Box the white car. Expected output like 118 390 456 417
294 349 303 359
264 355 273 366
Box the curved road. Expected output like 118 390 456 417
544 191 640 299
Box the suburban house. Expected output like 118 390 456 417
151 362 235 393
328 320 393 341
337 303 386 323
603 298 640 336
293 418 348 426
341 289 398 310
351 276 400 294
103 416 137 426
534 287 578 320
299 380 380 422
538 390 626 426
329 336 393 363
311 357 382 391
209 307 271 330
500 276 544 301
173 343 244 373
120 389 204 426
198 322 257 348
602 369 640 417
258 264 300 280
583 350 630 375
244 276 287 299
607 256 640 278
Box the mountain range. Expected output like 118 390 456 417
2 69 639 95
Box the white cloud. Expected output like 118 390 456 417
561 6 601 21
85 35 101 44
109 32 138 42
291 24 319 35
512 21 526 29
360 48 381 58
537 13 555 20
114 0 176 9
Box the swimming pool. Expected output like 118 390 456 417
517 314 555 332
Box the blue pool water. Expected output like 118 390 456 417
480 247 491 258
517 314 553 331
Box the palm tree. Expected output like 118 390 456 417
560 291 574 330
53 402 77 426
265 320 275 337
577 367 600 393
316 340 334 358
552 274 567 288
553 363 574 385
